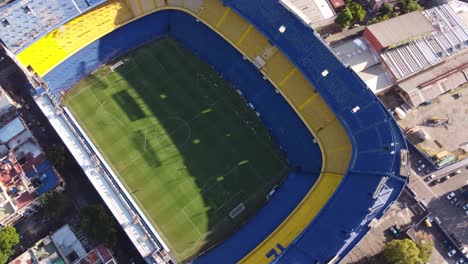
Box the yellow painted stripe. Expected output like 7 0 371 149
298 93 318 110
216 8 230 28
236 25 252 46
278 68 297 86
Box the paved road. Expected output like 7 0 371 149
408 157 468 264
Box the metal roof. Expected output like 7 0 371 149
0 117 25 143
398 49 468 106
366 11 435 48
381 4 468 80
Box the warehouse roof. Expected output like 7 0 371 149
398 49 468 106
366 11 434 48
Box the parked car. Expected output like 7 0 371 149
450 170 462 176
463 204 468 210
424 168 432 175
447 192 456 200
426 174 435 181
451 197 459 205
451 234 462 247
456 258 465 264
429 180 438 187
389 225 401 238
415 160 423 166
439 175 450 183
442 239 450 247
448 249 457 257
417 164 426 171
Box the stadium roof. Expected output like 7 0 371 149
366 11 434 49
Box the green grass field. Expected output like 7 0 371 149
63 37 289 261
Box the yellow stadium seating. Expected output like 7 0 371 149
17 0 133 76
238 172 343 264
17 1 354 262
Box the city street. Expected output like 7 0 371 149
408 163 468 247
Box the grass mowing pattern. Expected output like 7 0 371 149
63 37 289 261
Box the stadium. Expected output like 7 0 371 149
1 0 409 263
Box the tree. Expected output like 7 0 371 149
41 190 70 219
336 7 353 28
381 3 394 15
399 0 423 14
0 227 19 264
368 15 391 25
416 240 433 263
45 145 66 170
79 204 117 247
383 239 423 264
347 1 367 22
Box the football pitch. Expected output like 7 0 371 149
63 37 289 260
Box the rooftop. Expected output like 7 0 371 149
380 4 468 80
0 112 61 224
398 49 468 106
333 38 380 72
333 38 393 93
366 11 435 49
287 0 335 27
0 117 25 143
11 225 116 264
449 0 468 28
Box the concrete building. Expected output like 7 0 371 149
0 88 16 116
0 86 63 226
285 0 337 28
397 49 468 106
10 224 117 264
0 114 63 225
356 3 468 108
333 37 394 93
363 11 435 53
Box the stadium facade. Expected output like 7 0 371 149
0 0 409 263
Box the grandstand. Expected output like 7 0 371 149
0 0 408 263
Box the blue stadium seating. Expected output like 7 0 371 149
221 0 407 262
43 10 323 261
36 1 407 262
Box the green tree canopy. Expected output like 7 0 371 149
399 0 423 14
383 239 423 264
0 226 19 264
45 145 66 170
416 240 434 263
381 3 394 15
41 190 70 219
79 204 117 247
336 7 353 28
347 1 367 22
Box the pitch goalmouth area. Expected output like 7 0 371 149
62 37 289 261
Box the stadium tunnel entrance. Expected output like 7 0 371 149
46 9 323 263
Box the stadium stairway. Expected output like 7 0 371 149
7 0 408 263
